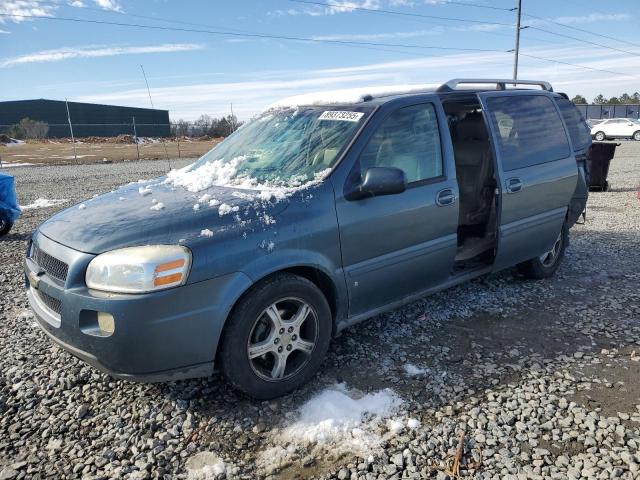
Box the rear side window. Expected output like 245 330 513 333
555 98 591 151
487 95 571 171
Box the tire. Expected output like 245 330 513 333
594 131 606 141
0 213 13 237
516 222 568 279
218 273 332 399
633 131 640 141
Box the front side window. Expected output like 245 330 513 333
487 95 571 171
355 103 443 184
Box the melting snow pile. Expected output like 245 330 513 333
185 451 226 480
21 198 68 210
259 384 402 472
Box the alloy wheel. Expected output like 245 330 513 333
247 297 318 381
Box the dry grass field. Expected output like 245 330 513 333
0 137 221 167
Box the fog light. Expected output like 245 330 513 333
97 312 115 334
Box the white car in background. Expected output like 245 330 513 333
590 118 640 141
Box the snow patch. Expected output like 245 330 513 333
218 203 239 216
258 384 402 473
138 185 153 196
403 363 427 376
200 229 214 238
1 162 34 168
78 204 86 210
150 202 165 211
21 198 68 210
185 451 226 480
193 203 200 211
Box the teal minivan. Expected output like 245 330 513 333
26 79 591 398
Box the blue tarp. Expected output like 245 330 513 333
0 172 21 224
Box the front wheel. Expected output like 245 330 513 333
594 131 606 141
516 222 568 279
0 213 13 237
633 131 640 141
218 273 332 399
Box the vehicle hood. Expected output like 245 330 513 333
38 177 289 254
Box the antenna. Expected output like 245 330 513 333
230 102 236 133
140 64 171 170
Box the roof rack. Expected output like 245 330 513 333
437 78 553 92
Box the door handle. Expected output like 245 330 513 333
506 177 523 193
436 188 456 206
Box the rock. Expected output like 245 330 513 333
0 469 18 480
76 404 89 419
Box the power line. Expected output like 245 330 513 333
0 12 503 53
287 0 513 26
526 25 640 58
517 52 640 79
4 8 640 82
522 11 640 50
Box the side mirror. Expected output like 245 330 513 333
346 167 407 200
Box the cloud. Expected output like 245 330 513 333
69 44 640 120
1 43 204 67
311 28 444 41
274 0 382 17
0 28 10 33
93 0 122 12
552 13 630 25
0 0 55 23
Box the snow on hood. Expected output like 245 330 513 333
164 156 331 202
265 84 439 111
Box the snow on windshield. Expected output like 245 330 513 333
164 107 366 199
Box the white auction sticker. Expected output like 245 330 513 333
318 111 364 122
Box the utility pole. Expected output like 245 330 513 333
513 0 522 82
65 98 78 163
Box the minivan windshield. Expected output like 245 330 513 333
190 106 371 188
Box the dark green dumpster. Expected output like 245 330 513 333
587 142 619 191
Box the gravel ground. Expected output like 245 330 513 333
1 144 639 479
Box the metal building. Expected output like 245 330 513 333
576 104 640 121
0 99 170 138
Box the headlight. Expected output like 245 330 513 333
86 245 191 293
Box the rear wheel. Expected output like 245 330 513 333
218 273 332 399
594 131 606 141
633 131 640 141
517 222 568 279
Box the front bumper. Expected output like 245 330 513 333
25 231 252 382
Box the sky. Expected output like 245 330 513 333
1 0 640 121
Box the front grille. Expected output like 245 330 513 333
36 289 63 315
31 243 69 282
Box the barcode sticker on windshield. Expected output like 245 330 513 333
319 111 364 122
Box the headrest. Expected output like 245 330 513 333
456 112 487 140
